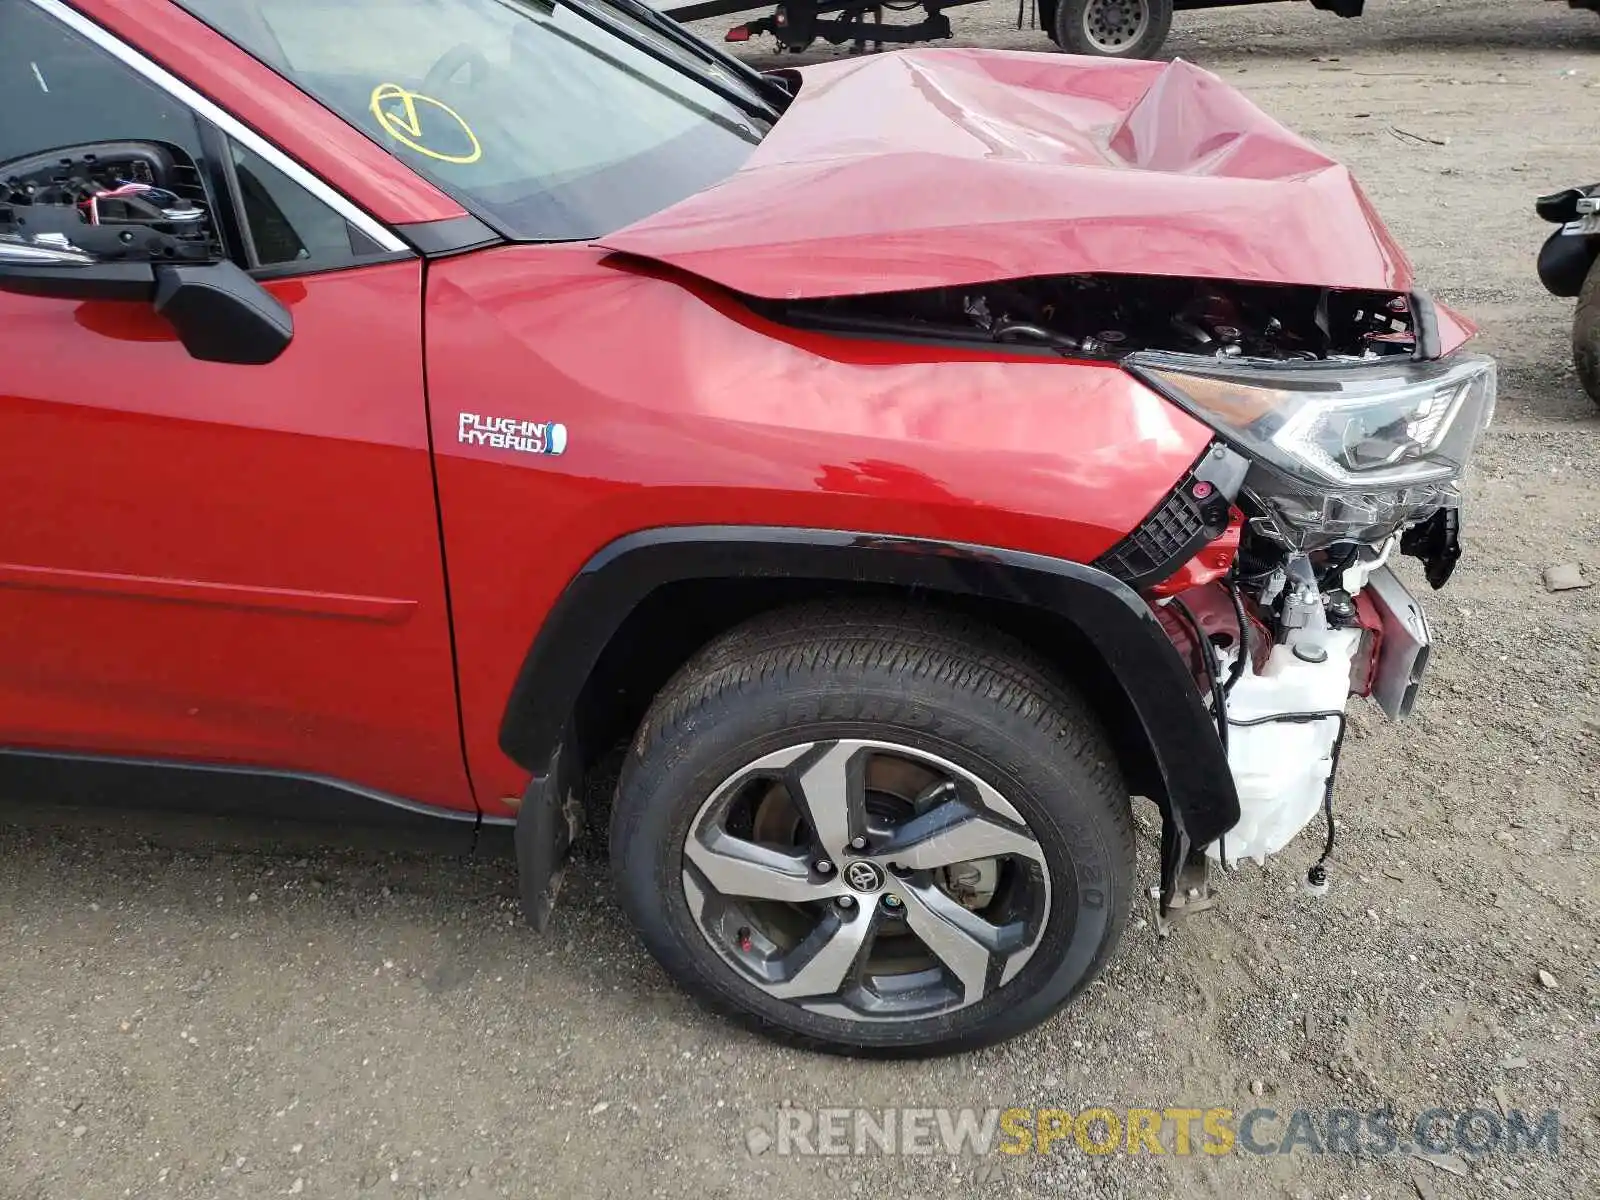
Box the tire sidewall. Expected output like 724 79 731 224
1574 255 1600 407
611 667 1132 1055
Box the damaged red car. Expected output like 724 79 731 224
0 0 1494 1056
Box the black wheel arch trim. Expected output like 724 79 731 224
498 526 1241 849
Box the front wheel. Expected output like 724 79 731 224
1575 257 1600 407
609 602 1136 1056
1053 0 1173 58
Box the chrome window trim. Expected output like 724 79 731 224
22 0 411 256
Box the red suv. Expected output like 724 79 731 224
0 0 1494 1056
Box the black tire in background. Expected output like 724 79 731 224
608 601 1137 1057
1574 257 1600 407
1053 0 1173 58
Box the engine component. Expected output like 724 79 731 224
766 273 1420 362
1157 536 1434 867
1209 625 1359 864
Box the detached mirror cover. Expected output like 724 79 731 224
153 261 293 365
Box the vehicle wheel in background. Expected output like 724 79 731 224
1574 257 1600 407
609 602 1137 1056
1053 0 1173 58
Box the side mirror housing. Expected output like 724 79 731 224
0 139 293 364
0 241 157 302
154 261 293 366
0 247 294 365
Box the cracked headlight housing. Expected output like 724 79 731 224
1127 351 1496 548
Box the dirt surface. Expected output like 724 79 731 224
3 2 1599 1198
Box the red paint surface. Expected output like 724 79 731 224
0 563 417 622
1352 590 1386 698
424 245 1213 808
2 10 1463 817
603 51 1414 299
1433 298 1477 357
0 261 472 810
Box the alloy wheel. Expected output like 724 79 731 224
680 739 1053 1021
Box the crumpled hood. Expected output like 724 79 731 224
599 49 1414 300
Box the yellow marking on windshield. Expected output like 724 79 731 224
370 83 482 165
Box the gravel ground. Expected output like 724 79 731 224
3 2 1599 1198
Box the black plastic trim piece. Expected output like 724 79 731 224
515 738 582 931
395 215 501 258
1093 444 1245 591
1409 289 1441 361
498 526 1241 847
1399 505 1461 590
194 118 252 270
0 748 483 853
1534 185 1594 225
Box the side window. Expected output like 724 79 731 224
0 3 224 270
0 2 204 166
229 139 391 273
0 1 391 281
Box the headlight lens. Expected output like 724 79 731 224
1126 351 1497 547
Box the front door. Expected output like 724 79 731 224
0 0 471 810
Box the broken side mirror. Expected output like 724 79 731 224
0 140 293 365
152 260 293 366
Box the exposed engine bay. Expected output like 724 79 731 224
765 273 1420 361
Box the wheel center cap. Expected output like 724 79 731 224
843 860 885 893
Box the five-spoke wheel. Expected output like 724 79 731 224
682 739 1052 1021
611 603 1136 1056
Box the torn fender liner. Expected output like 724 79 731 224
516 741 584 931
600 51 1413 300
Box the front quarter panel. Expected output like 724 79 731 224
425 244 1213 808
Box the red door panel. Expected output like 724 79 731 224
425 244 1213 812
0 260 473 811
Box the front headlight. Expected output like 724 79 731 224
1127 351 1497 547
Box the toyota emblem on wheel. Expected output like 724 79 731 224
843 860 884 893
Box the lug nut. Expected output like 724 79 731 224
881 894 903 910
815 859 834 874
836 895 855 909
849 836 868 850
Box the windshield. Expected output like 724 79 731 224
174 0 773 241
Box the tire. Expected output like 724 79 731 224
1574 256 1600 408
1053 0 1173 58
609 601 1136 1057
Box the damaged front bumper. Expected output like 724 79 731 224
1201 553 1430 868
1119 349 1495 910
1148 551 1436 927
1365 562 1432 720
